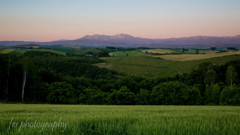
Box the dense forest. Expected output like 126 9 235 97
0 51 240 105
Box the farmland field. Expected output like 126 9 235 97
141 49 175 54
155 51 240 61
109 50 147 57
141 49 221 55
0 104 239 135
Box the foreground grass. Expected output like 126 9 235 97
0 104 239 135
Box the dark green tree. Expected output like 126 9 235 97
136 89 151 105
187 86 202 105
0 55 8 100
47 82 76 104
220 86 240 105
115 77 136 92
226 66 237 87
152 81 201 105
205 69 217 85
205 83 221 105
108 86 136 105
81 88 106 104
198 62 212 76
151 81 188 105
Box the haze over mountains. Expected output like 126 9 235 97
1 34 240 48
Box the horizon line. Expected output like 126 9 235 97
1 34 240 42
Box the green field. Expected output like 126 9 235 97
142 49 175 54
0 104 239 135
55 48 103 56
101 55 240 78
0 49 15 54
0 48 66 55
110 50 147 57
0 48 108 56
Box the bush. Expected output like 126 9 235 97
152 81 202 105
187 86 202 105
205 84 221 105
47 82 76 104
80 88 106 104
136 89 151 105
220 86 240 105
108 86 136 105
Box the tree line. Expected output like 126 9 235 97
0 51 240 105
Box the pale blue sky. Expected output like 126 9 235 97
0 0 240 41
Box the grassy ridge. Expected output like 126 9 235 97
0 48 107 56
0 49 15 54
102 55 240 78
54 48 103 56
0 104 239 134
0 48 66 55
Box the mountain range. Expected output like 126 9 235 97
1 34 240 48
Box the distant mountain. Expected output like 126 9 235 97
1 34 240 48
79 33 154 44
0 41 36 46
153 35 240 48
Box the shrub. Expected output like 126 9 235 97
47 82 76 104
220 86 240 105
152 81 202 105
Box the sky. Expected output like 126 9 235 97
0 0 240 41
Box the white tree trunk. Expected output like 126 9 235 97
22 70 27 103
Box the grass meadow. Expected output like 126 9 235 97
0 104 239 135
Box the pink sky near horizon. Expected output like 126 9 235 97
1 18 239 42
0 0 240 42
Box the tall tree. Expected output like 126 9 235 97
220 86 240 105
205 69 216 85
205 83 221 105
226 66 237 87
198 62 212 76
4 55 11 101
0 55 8 100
